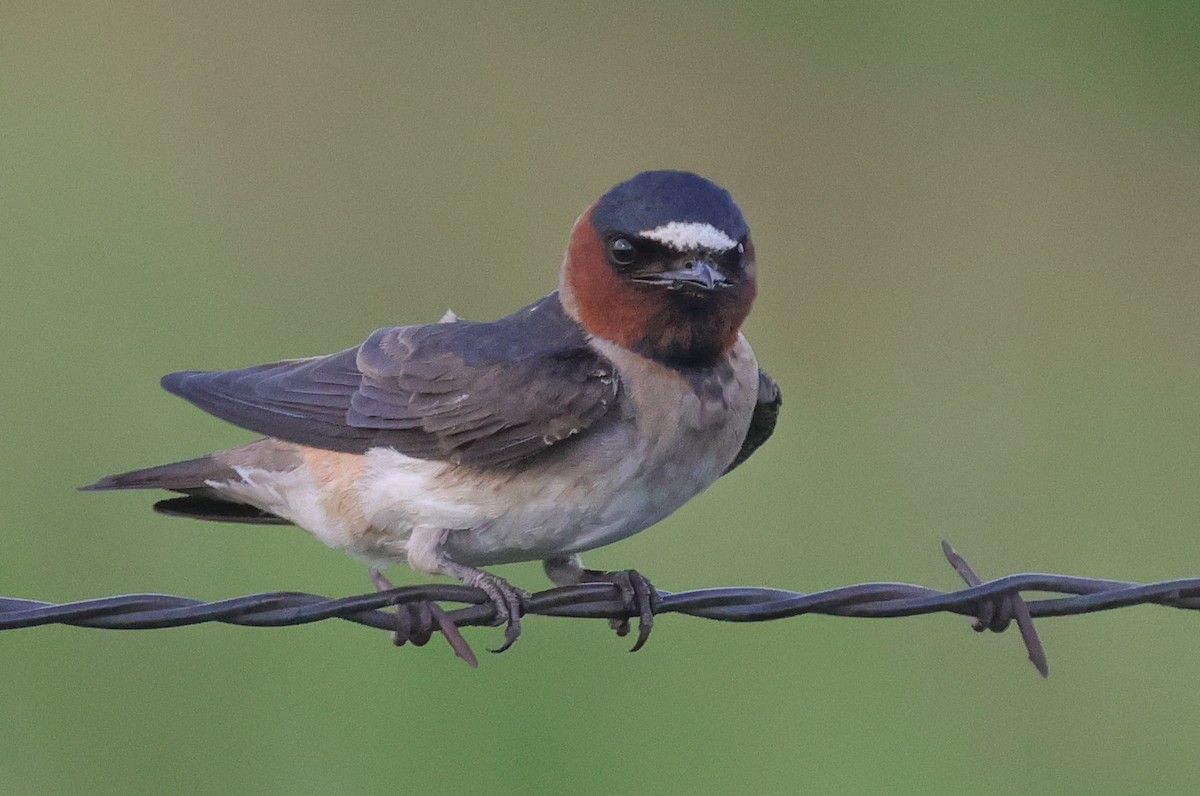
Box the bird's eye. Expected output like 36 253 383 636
608 237 637 266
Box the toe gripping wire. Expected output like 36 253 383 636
5 541 1200 673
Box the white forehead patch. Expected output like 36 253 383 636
638 221 738 252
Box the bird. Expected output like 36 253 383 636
82 170 782 661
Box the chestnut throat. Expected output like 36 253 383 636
565 269 755 370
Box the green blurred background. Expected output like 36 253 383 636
3 2 1200 793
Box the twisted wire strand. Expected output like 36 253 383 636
4 542 1198 675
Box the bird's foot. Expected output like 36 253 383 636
369 569 478 667
543 557 660 652
406 530 530 656
454 568 529 654
585 568 660 652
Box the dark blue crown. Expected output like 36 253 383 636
591 171 748 240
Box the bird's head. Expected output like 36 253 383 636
560 170 757 369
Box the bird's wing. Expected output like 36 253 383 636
723 368 782 474
162 293 620 469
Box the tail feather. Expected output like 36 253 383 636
153 495 291 525
79 455 237 492
83 439 301 526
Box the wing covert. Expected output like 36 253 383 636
162 293 619 469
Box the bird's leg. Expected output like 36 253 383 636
369 567 478 667
543 554 661 652
406 526 528 654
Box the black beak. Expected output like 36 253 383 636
633 259 731 291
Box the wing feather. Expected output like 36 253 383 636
723 368 782 474
162 293 619 468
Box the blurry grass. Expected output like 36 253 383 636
2 2 1200 794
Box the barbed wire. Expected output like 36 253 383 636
3 542 1198 673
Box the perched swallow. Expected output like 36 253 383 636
84 170 781 658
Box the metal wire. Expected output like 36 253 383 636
4 542 1198 674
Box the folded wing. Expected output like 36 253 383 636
162 294 619 469
724 368 782 474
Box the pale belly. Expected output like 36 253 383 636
340 402 742 567
439 428 738 565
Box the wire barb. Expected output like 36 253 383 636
3 543 1198 674
940 541 1048 677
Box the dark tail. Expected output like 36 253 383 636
152 495 291 525
80 455 290 525
79 455 235 492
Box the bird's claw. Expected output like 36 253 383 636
462 571 528 654
587 568 661 652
